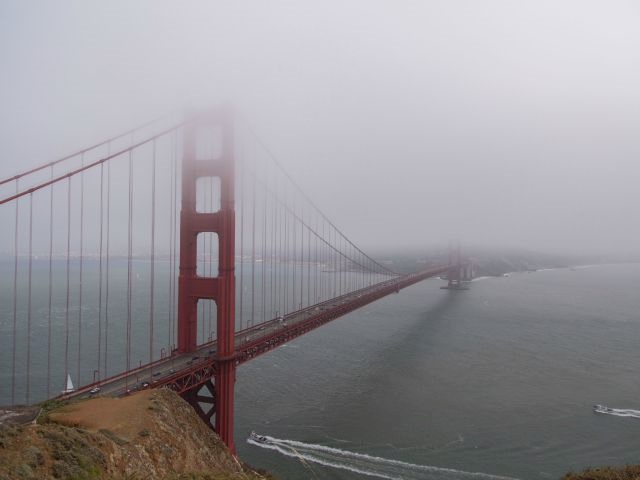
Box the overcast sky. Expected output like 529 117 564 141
1 1 639 255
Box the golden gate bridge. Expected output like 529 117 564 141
0 107 471 452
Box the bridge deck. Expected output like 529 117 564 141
62 265 452 401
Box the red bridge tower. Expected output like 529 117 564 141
177 109 236 452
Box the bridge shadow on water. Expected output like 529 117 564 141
377 289 464 367
318 287 467 422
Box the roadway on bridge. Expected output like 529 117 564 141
64 268 452 402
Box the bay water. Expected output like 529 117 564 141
235 264 640 479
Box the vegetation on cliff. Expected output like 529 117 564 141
0 389 273 480
563 465 640 480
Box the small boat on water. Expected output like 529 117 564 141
594 404 614 413
61 374 75 394
249 431 267 443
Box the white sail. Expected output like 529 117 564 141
62 374 75 394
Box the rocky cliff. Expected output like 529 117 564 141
0 389 273 480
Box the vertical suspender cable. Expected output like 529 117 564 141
321 219 325 302
47 169 54 398
307 209 311 307
322 217 325 299
11 181 19 405
345 239 348 293
341 236 345 296
283 176 287 312
339 235 343 295
333 228 338 298
77 156 85 385
126 150 133 375
348 244 351 293
208 178 213 339
97 161 104 381
149 140 156 365
168 132 175 352
238 139 245 331
314 214 318 303
274 173 280 318
171 129 179 350
174 132 179 350
271 171 276 318
275 174 279 314
64 177 71 389
326 219 330 301
280 175 285 316
26 193 33 404
250 154 256 325
344 237 347 294
200 181 205 343
262 162 267 323
292 197 296 310
104 160 111 376
284 185 289 313
342 237 349 295
99 142 109 378
299 207 303 309
336 231 340 296
298 206 303 309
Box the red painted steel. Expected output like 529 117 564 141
232 265 452 365
177 108 237 452
61 263 466 453
181 379 216 425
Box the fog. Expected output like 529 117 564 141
1 1 639 256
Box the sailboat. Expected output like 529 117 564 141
61 374 75 394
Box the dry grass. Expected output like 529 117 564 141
0 389 275 479
563 465 640 480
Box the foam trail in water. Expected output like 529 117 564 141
594 405 640 419
248 434 518 480
248 439 402 480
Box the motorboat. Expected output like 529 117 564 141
594 404 613 413
249 431 267 443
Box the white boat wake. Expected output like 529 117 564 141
594 405 640 419
247 433 518 480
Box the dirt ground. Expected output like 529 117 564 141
0 389 273 479
49 390 155 441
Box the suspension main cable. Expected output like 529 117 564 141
248 170 392 278
239 118 396 276
0 124 184 206
0 111 181 188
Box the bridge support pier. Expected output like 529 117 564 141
215 360 236 447
182 380 216 426
441 243 471 290
461 263 473 282
177 108 237 453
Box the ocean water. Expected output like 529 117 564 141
0 257 384 404
235 264 640 479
